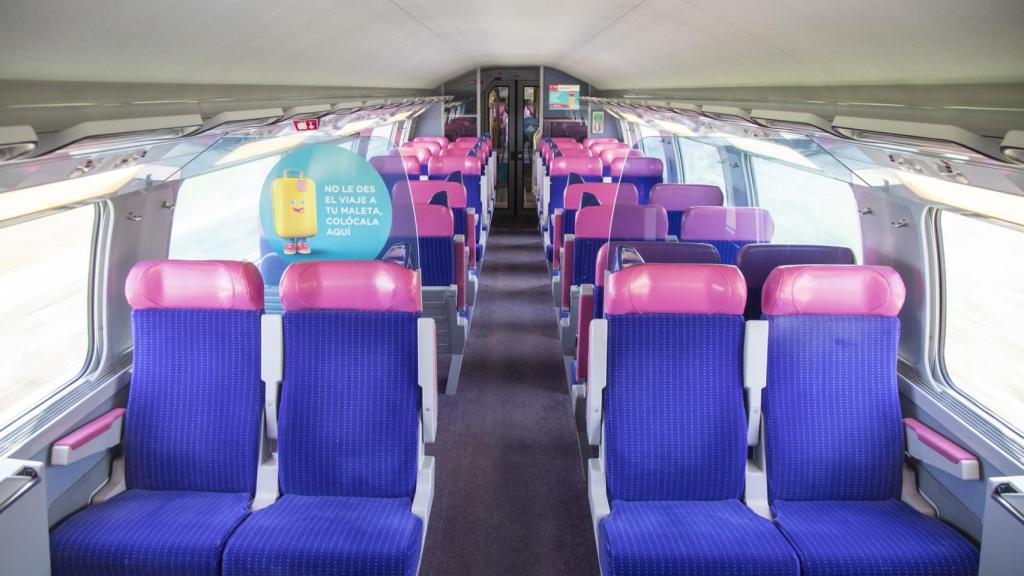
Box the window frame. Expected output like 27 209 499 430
0 201 104 444
933 207 1024 440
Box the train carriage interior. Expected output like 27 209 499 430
1 1 1023 575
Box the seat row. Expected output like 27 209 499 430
585 262 981 576
48 259 437 576
571 240 856 386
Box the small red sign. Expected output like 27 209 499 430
293 119 319 132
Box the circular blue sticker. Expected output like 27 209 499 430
259 145 393 263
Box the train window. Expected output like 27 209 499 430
366 124 396 158
940 210 1024 435
0 205 96 430
751 157 862 260
678 138 726 193
169 157 275 261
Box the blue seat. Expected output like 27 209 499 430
223 260 433 576
773 500 980 576
563 204 667 309
681 206 774 264
600 500 798 576
736 244 856 319
648 183 724 238
608 156 663 204
762 265 979 576
50 260 265 576
51 490 252 576
574 241 720 384
588 263 799 576
222 495 422 576
370 152 421 197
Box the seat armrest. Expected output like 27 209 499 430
586 319 608 446
51 408 126 465
466 209 478 269
743 320 768 447
575 284 595 383
418 318 438 443
904 418 979 480
454 234 467 310
552 210 564 270
588 459 610 542
261 314 283 440
562 235 575 309
412 455 436 526
744 424 771 519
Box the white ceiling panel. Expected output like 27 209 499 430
0 0 1020 90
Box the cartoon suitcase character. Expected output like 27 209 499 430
271 169 317 255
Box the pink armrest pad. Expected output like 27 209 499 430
562 239 574 308
455 237 467 310
576 292 595 381
553 213 563 269
467 213 477 270
55 408 126 450
904 418 976 464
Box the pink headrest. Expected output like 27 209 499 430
392 180 468 208
591 142 627 157
600 148 641 166
281 261 421 313
403 141 441 155
550 156 603 177
414 136 448 148
605 264 747 316
610 157 664 177
455 137 478 144
392 146 430 165
447 141 478 150
439 147 472 157
564 183 639 209
680 207 774 242
556 148 593 158
761 265 905 317
428 155 482 175
574 205 668 240
584 137 619 150
595 243 612 287
370 154 420 176
552 137 578 145
413 204 454 237
649 184 724 211
126 260 263 311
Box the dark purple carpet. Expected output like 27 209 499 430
420 216 600 576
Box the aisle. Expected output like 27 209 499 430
419 216 600 576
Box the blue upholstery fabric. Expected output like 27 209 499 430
51 489 251 576
573 238 608 287
415 237 454 287
452 207 467 237
684 239 755 265
667 209 683 238
594 286 604 320
126 309 263 494
772 500 979 576
765 316 903 502
222 495 422 576
599 500 798 576
605 314 747 501
280 310 420 499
